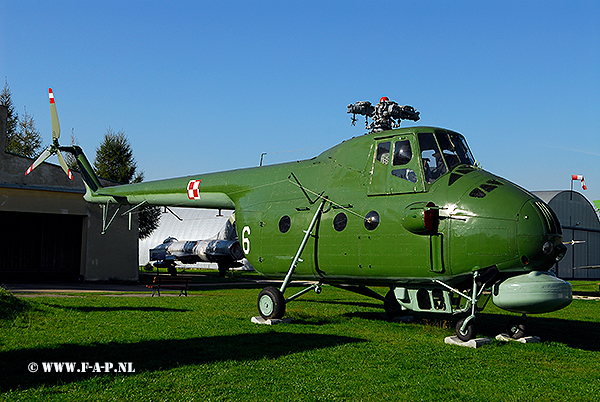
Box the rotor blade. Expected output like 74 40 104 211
49 88 60 140
572 265 600 270
25 147 54 176
563 240 586 245
56 150 74 180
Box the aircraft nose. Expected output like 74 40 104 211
517 199 565 270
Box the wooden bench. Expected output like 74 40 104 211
146 275 193 296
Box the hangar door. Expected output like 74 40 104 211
0 211 83 282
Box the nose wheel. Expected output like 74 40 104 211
455 316 476 341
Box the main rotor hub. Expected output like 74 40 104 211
347 97 420 133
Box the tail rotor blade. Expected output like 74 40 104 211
25 88 73 180
56 150 74 180
25 147 53 176
26 88 74 180
49 88 60 140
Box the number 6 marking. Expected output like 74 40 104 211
242 226 251 255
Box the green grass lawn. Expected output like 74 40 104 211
1 282 599 401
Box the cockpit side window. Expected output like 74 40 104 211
391 140 417 183
369 135 424 194
418 132 447 184
376 141 391 165
392 140 412 166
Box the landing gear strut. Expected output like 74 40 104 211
435 269 495 341
455 317 476 342
256 199 327 320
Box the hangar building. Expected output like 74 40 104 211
533 191 600 279
0 105 139 283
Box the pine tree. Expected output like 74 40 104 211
11 107 43 157
131 170 162 239
93 128 160 239
1 82 44 157
1 81 19 153
94 128 137 183
65 130 80 171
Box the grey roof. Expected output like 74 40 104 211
532 191 564 204
532 190 600 230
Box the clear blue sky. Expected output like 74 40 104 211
2 1 599 201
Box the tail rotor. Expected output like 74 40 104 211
24 88 73 180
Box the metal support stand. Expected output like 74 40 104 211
101 200 151 234
285 283 322 303
280 198 327 295
100 203 121 235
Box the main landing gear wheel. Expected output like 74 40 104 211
455 317 476 341
506 315 527 339
258 286 286 320
383 289 405 317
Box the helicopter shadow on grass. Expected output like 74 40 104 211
476 313 600 351
0 332 366 392
345 310 600 352
285 299 387 325
295 298 383 310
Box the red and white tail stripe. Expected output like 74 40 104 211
49 88 55 104
572 174 587 190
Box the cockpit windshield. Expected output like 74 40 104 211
436 130 475 170
418 130 475 184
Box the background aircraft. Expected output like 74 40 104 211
26 89 572 341
149 217 245 276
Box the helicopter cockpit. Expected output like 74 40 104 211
419 130 475 184
369 129 475 195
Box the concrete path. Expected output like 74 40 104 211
4 277 314 296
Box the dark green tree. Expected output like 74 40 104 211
93 128 138 183
131 170 162 239
11 107 43 157
1 82 44 157
65 130 80 172
94 128 161 239
1 81 20 153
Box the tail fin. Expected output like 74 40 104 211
25 88 103 192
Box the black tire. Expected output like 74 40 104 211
383 289 405 317
257 286 286 319
506 317 527 339
455 317 476 341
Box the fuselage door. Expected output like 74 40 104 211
368 134 425 196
